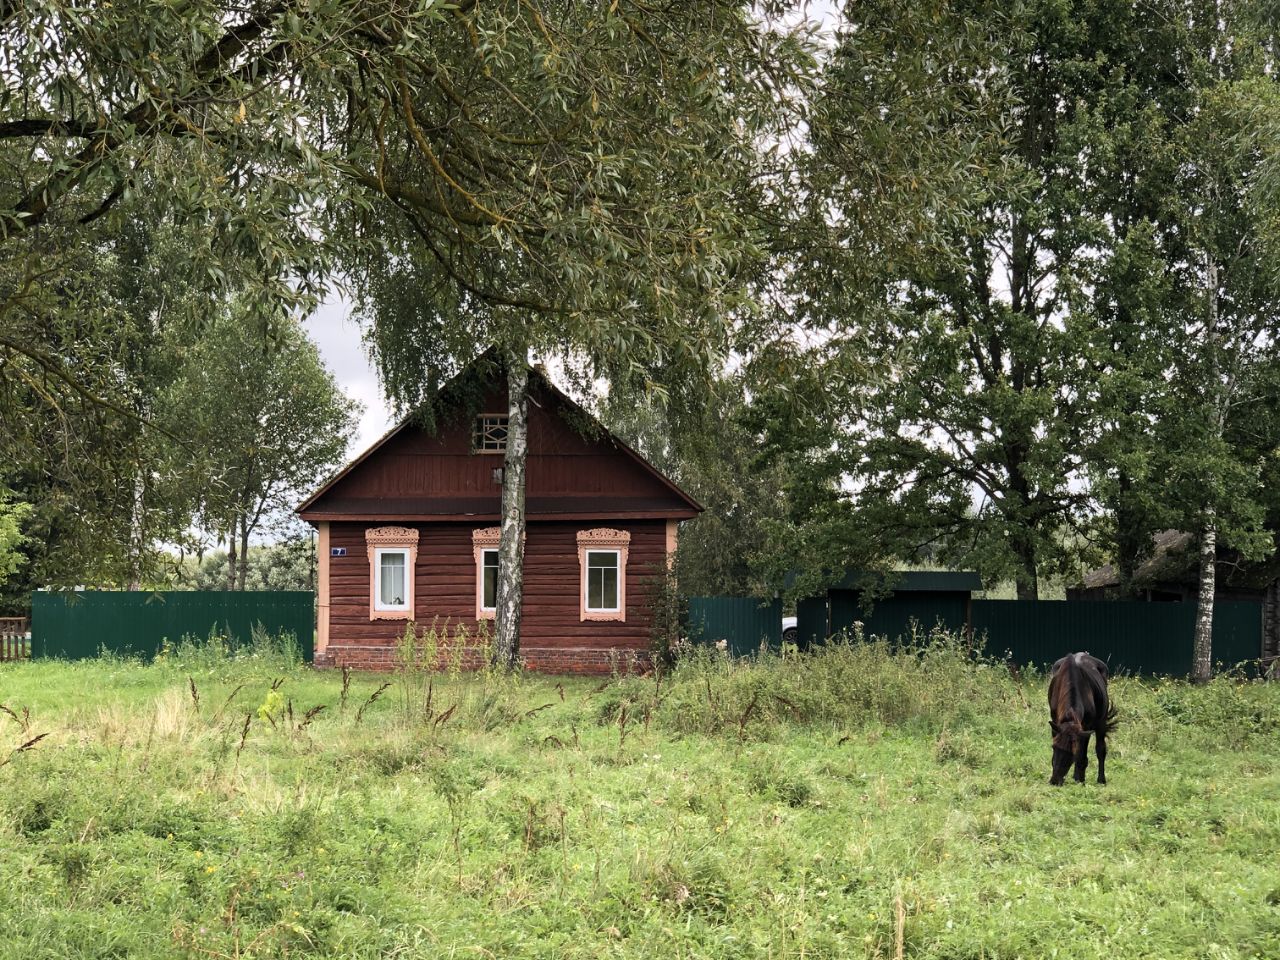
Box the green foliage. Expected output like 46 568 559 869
160 307 358 588
190 538 316 593
0 488 31 584
0 651 1276 958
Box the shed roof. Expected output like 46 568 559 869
835 570 983 594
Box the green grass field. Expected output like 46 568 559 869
0 637 1277 959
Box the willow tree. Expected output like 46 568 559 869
2 1 812 610
329 4 815 667
1 1 337 584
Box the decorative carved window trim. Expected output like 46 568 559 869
366 526 419 621
472 527 501 620
577 528 630 622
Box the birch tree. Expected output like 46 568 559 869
1171 78 1280 681
162 308 358 590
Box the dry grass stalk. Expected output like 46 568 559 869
355 682 392 724
188 676 200 712
0 703 31 734
235 713 252 760
433 703 457 729
214 683 246 721
339 666 351 713
296 705 326 732
0 732 48 767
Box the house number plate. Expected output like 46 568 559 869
330 547 347 557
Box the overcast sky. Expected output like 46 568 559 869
302 296 395 456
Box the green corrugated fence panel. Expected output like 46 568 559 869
971 599 1262 675
1207 601 1262 670
796 597 829 651
829 590 967 643
31 591 314 662
687 596 782 658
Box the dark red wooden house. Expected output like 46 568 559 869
297 359 700 673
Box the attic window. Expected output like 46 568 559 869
473 414 509 453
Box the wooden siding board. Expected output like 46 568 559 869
325 520 665 662
302 380 696 519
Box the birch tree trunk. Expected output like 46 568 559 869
1192 257 1223 683
126 464 146 591
493 356 529 670
1192 514 1217 683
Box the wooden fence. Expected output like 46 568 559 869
0 617 30 662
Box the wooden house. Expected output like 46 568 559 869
296 359 700 673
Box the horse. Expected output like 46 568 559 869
1046 652 1117 786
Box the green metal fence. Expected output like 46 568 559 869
795 597 829 651
31 591 314 662
829 589 968 645
687 596 782 657
970 599 1261 675
803 593 1261 675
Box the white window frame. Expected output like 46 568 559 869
374 547 411 613
576 528 630 622
584 549 622 614
365 526 419 622
480 548 500 613
473 413 510 453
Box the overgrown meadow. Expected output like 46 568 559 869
0 633 1278 959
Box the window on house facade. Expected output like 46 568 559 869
586 551 620 611
473 414 509 453
577 528 630 622
471 527 503 620
481 549 499 611
366 526 419 621
376 549 409 610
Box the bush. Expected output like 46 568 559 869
622 629 1010 738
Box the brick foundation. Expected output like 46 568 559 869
317 642 651 676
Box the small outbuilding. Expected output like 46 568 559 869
798 570 982 647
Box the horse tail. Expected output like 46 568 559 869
1103 700 1119 735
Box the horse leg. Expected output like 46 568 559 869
1096 731 1107 785
1073 732 1090 783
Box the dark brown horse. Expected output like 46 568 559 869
1047 652 1117 786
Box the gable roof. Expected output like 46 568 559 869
297 356 702 518
1078 529 1280 592
782 568 982 594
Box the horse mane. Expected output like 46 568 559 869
1049 655 1091 750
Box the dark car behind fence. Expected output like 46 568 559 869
31 591 314 662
